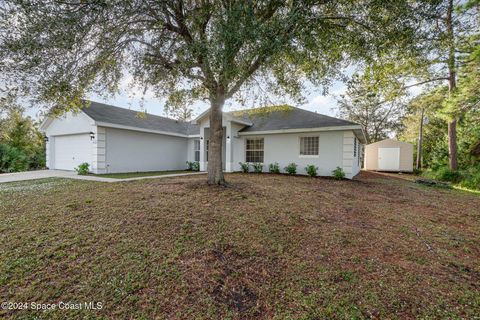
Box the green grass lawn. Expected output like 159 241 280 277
91 170 195 179
0 172 479 319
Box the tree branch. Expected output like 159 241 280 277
160 1 216 89
319 15 372 31
403 77 450 89
225 55 266 99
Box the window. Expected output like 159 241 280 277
194 140 200 162
300 136 319 156
246 138 264 163
354 138 357 157
206 140 209 161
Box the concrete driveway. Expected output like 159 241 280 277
0 170 118 183
0 170 206 183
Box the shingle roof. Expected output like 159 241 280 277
81 102 358 137
81 101 199 136
228 105 358 133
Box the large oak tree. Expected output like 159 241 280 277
0 0 430 184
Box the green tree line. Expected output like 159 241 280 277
0 99 45 173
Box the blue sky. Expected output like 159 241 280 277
20 61 359 120
75 64 360 120
25 68 423 120
83 80 346 120
26 80 347 120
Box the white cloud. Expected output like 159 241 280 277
301 95 338 116
300 82 347 116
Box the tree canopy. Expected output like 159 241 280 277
0 0 453 183
0 1 429 105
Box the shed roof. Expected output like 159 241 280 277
366 139 413 147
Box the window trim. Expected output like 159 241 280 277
194 139 200 162
245 137 264 163
299 135 320 158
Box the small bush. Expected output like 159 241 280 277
75 162 90 175
252 162 263 173
284 163 297 175
0 144 29 173
332 166 345 180
433 167 462 183
186 161 200 171
412 168 422 175
305 164 318 177
459 172 480 190
269 162 280 173
422 167 480 191
239 162 249 173
191 161 200 171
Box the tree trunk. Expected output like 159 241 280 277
447 69 458 170
448 119 458 170
207 91 226 185
446 0 458 171
416 108 424 170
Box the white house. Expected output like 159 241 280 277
41 101 366 179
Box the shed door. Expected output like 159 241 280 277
53 134 92 170
378 147 400 171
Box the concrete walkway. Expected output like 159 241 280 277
0 170 206 183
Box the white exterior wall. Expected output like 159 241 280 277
349 134 362 178
93 127 107 174
196 113 359 179
345 131 362 178
44 111 94 136
198 119 208 171
104 127 188 173
351 140 360 177
342 131 363 179
233 131 346 177
231 123 246 172
187 138 199 162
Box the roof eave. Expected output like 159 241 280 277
39 117 53 132
94 121 190 138
353 127 367 144
238 125 365 136
228 117 253 126
192 109 210 124
193 109 253 127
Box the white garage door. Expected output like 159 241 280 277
53 134 92 170
378 147 400 171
